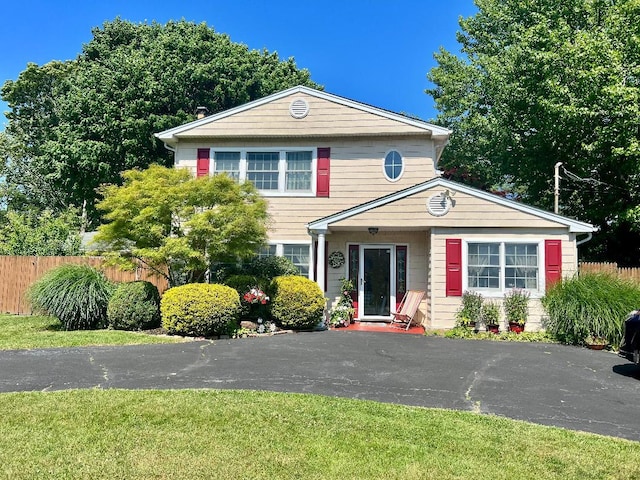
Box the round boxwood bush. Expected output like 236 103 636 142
246 256 300 280
161 283 240 337
269 276 325 330
224 274 265 293
28 264 114 330
107 281 161 331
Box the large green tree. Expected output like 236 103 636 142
0 208 82 256
427 0 640 263
1 19 318 226
95 165 269 286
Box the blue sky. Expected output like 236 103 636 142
1 0 477 127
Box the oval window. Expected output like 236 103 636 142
383 150 404 181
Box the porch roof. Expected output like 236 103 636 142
306 178 596 234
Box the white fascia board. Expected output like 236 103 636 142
442 180 596 233
154 85 452 142
307 178 596 233
154 86 305 141
301 87 452 137
307 180 442 231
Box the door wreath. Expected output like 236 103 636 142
328 251 345 268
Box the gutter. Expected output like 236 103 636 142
162 142 176 154
576 233 593 246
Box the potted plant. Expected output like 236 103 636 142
242 286 270 321
455 291 483 330
482 300 501 334
584 334 608 350
330 278 355 328
503 288 530 334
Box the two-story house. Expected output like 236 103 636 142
155 86 595 330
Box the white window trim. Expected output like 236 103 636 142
207 147 317 197
382 149 405 183
462 239 546 298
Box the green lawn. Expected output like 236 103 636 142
0 315 183 350
1 316 638 479
0 389 637 479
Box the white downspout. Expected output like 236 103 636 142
163 142 176 154
576 233 593 247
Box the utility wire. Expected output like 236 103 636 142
561 166 628 193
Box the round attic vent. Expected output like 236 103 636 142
427 193 452 217
289 98 309 118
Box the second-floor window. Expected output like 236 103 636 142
383 150 404 181
285 151 312 191
247 152 280 190
211 148 314 195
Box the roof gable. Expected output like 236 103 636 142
307 178 595 233
155 86 451 142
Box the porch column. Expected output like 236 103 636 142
316 230 327 293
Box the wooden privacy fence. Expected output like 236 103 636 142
0 256 169 315
579 262 640 283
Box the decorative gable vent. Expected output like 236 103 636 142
427 193 452 217
289 98 309 118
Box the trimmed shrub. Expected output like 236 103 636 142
28 264 114 330
269 276 325 330
211 256 300 284
246 256 300 280
542 273 640 347
161 283 240 337
224 274 265 293
107 281 161 331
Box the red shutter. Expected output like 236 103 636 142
446 239 463 297
396 245 407 311
349 244 359 318
197 148 210 177
316 147 330 197
545 240 562 288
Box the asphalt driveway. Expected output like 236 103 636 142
1 331 639 441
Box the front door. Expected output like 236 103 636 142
361 246 393 318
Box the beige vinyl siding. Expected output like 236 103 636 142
331 190 563 230
175 93 430 138
429 228 577 330
174 138 438 240
324 231 429 325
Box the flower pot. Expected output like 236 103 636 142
586 343 606 350
508 322 524 334
486 325 500 334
